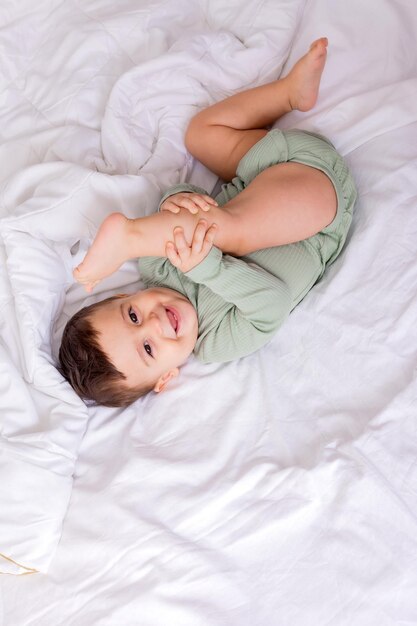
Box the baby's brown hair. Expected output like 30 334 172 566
58 295 153 407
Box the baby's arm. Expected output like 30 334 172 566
155 196 292 361
139 229 292 362
185 247 292 362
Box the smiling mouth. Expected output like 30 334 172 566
165 307 179 333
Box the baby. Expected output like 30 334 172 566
58 38 357 407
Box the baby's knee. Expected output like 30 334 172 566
184 113 204 158
185 109 216 159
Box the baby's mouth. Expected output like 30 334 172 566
165 307 179 334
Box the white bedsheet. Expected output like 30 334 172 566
1 0 417 624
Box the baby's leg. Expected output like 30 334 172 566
74 207 232 292
185 38 328 181
73 213 135 292
74 157 336 292
74 39 329 291
220 160 337 257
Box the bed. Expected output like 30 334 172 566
1 0 417 623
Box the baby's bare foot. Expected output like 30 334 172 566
73 212 133 292
286 37 328 112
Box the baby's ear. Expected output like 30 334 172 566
154 368 179 393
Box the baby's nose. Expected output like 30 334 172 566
148 312 166 337
147 309 175 339
147 312 163 335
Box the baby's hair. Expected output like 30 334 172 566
58 295 154 408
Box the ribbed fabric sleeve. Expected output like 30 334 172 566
184 247 292 362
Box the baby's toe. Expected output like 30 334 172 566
85 280 100 293
73 266 90 283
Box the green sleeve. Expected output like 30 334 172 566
185 247 292 362
158 183 211 210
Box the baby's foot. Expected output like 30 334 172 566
73 212 133 292
286 37 328 112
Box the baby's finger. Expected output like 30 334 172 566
192 195 218 212
178 198 199 214
173 227 190 256
161 200 180 213
165 241 181 268
203 195 218 206
191 219 209 254
202 223 218 251
207 223 218 240
201 195 219 210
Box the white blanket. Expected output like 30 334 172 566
1 0 417 624
0 0 304 575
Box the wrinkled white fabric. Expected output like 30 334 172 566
0 0 304 576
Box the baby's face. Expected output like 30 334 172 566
90 288 198 391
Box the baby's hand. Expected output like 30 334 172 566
165 219 218 273
160 192 218 215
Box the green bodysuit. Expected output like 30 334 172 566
138 129 357 363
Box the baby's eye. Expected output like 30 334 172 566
128 307 139 324
144 341 153 357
